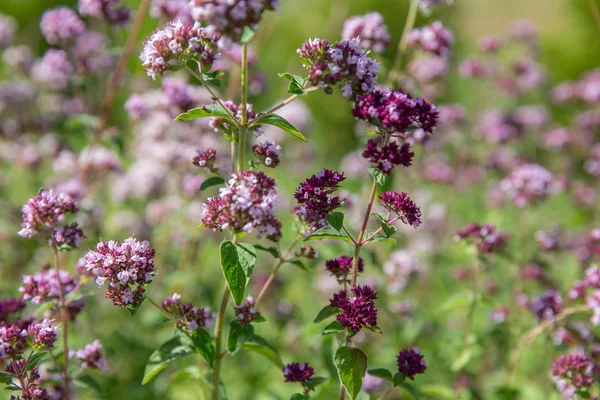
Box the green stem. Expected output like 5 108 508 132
211 284 230 400
462 260 480 351
237 43 249 172
254 238 300 306
387 0 419 86
52 247 70 400
247 86 319 126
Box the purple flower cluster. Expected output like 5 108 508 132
40 8 86 45
570 265 600 325
210 101 262 136
70 339 108 371
379 192 422 228
283 362 314 383
49 222 84 250
352 88 439 134
297 38 379 100
192 148 217 171
150 0 193 25
418 0 453 11
330 285 378 334
552 68 600 105
454 222 508 253
27 319 58 351
407 21 454 57
0 298 25 321
575 229 600 264
19 269 78 305
190 0 278 42
31 49 74 90
252 141 281 168
201 171 282 241
325 256 364 280
78 0 130 25
233 296 261 325
140 21 221 79
18 189 78 238
552 354 594 397
0 13 16 48
500 163 553 207
397 348 427 380
341 12 391 54
293 169 346 233
362 139 414 175
163 293 214 330
529 290 562 321
1 319 58 360
83 237 156 307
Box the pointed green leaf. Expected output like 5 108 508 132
334 346 368 400
199 176 225 191
202 70 225 88
304 225 350 242
286 258 310 271
227 322 254 355
26 352 47 371
190 329 215 367
175 104 231 121
368 368 393 382
219 241 256 305
397 381 419 399
126 297 145 316
241 334 283 368
322 320 345 335
314 305 340 323
142 336 194 385
393 372 405 386
239 26 255 44
325 212 344 230
290 394 309 400
235 243 257 278
257 114 307 142
254 244 280 258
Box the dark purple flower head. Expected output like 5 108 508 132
298 38 379 100
397 348 427 380
330 285 378 334
362 139 414 175
552 354 594 396
252 141 281 168
379 192 422 228
575 229 600 264
529 290 562 321
201 171 282 241
162 293 214 330
325 256 364 279
190 0 278 43
293 169 346 233
454 222 508 254
70 339 108 371
233 296 261 325
40 8 85 45
407 21 454 57
18 189 78 238
283 362 314 383
352 88 439 134
79 0 131 26
0 298 25 322
83 237 156 307
140 21 221 79
341 12 391 54
192 148 217 171
49 222 84 250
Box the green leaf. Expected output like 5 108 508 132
393 372 405 386
74 374 105 397
368 368 393 382
253 314 266 323
368 167 387 185
190 329 215 367
199 176 225 191
175 104 231 121
364 230 396 244
142 336 194 385
397 381 419 399
0 372 13 384
227 322 254 355
420 384 456 399
257 114 307 142
325 212 344 230
26 352 47 371
286 258 310 271
239 26 255 44
304 377 328 391
290 394 309 400
219 241 257 305
241 334 283 368
126 297 145 316
202 70 225 88
374 214 396 238
334 346 368 400
322 320 345 335
304 225 350 242
254 244 280 259
278 72 306 95
364 325 383 334
451 347 475 372
314 305 340 323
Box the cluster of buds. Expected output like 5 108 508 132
140 21 221 79
341 12 391 54
209 101 262 136
283 362 315 383
83 237 156 307
379 192 422 228
162 293 214 331
454 222 508 254
201 171 282 241
233 296 261 325
330 285 378 335
552 353 595 398
297 38 379 100
397 348 427 380
352 88 439 134
293 169 346 233
252 141 281 168
49 222 84 250
192 148 218 172
325 256 364 281
362 139 413 175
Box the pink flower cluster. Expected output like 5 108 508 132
202 171 282 241
19 269 78 305
500 163 553 207
190 0 278 42
233 296 261 325
162 293 214 330
252 141 281 168
18 189 78 239
83 237 156 307
407 21 454 57
78 0 130 25
192 148 217 171
40 8 85 45
210 101 262 136
570 265 600 326
297 38 379 100
1 319 58 360
552 353 594 397
341 12 391 54
70 339 108 371
379 192 422 228
352 88 439 134
454 222 508 254
140 21 221 79
325 256 364 280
